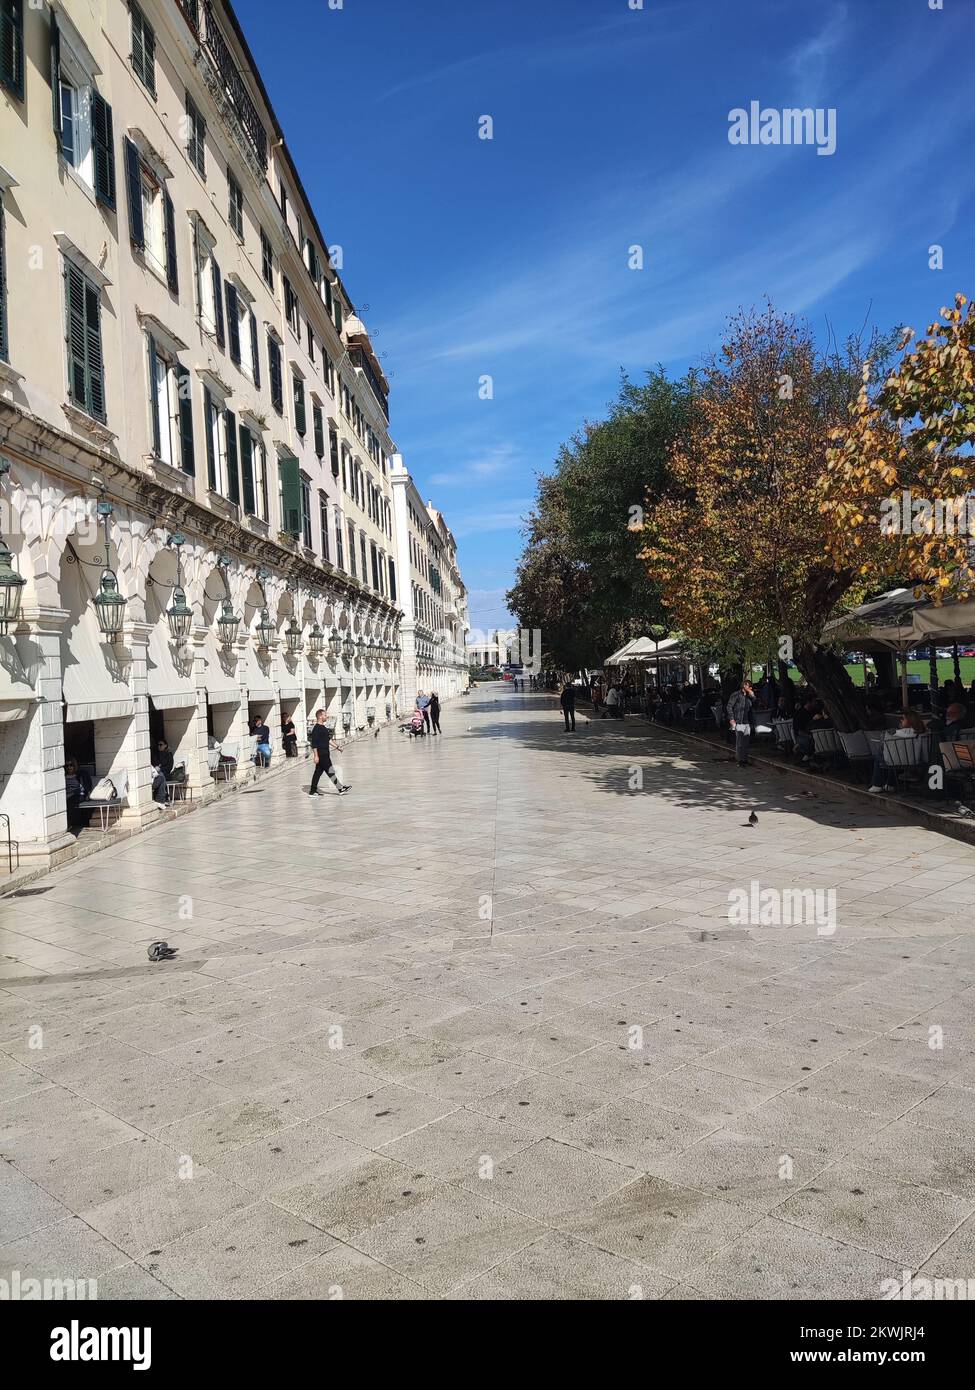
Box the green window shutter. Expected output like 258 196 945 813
211 257 225 348
65 262 87 409
177 365 194 473
225 280 240 364
224 408 240 504
84 278 105 420
293 376 305 435
91 92 116 210
123 137 144 250
164 188 178 294
147 334 160 452
313 404 324 458
249 312 260 388
132 6 156 96
0 201 7 362
1 0 24 100
334 297 342 334
50 13 61 142
203 386 216 490
279 453 301 537
239 424 255 515
268 334 282 411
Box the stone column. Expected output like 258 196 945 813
0 605 74 866
114 619 158 826
187 625 211 794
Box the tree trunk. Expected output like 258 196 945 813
794 643 869 732
778 659 795 712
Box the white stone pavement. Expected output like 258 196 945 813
1 688 974 1300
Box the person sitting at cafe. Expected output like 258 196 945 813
868 709 926 792
64 757 93 828
930 701 968 742
150 738 174 804
793 695 819 762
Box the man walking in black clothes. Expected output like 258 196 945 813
308 710 350 796
560 679 577 732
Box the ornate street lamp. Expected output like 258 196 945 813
342 635 355 663
217 598 240 646
328 632 342 660
254 566 275 648
165 532 193 642
285 579 303 654
214 554 241 645
309 622 325 656
91 495 127 639
0 459 25 635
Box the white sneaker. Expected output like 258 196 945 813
867 785 886 793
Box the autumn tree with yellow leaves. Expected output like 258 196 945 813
821 294 975 598
645 304 903 730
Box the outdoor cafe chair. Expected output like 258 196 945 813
812 727 843 767
837 729 874 779
772 717 794 752
882 732 931 792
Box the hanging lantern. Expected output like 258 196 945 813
216 598 240 646
286 622 303 654
328 631 342 659
257 607 275 648
0 539 26 636
167 584 193 641
93 570 127 639
308 623 325 656
342 636 355 662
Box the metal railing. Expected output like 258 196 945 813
178 0 268 171
0 813 17 876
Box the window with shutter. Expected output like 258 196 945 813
313 404 324 459
225 281 240 364
0 198 8 363
224 408 240 505
260 228 273 288
185 92 205 175
329 427 339 478
228 171 243 239
293 374 306 436
64 260 105 421
0 0 24 100
203 386 217 490
212 257 225 349
91 92 116 209
267 333 283 413
123 137 144 250
279 454 302 537
177 366 194 474
239 423 255 515
164 190 178 295
147 334 161 453
130 3 155 96
249 312 260 388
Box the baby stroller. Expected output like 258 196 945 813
408 708 426 737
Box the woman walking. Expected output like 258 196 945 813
429 692 442 735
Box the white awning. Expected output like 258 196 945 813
147 622 197 711
201 631 240 706
0 643 37 723
61 599 134 723
244 642 275 698
278 682 301 699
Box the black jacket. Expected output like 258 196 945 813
560 685 576 708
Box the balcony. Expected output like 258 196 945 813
177 0 268 173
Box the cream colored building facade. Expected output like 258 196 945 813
0 0 409 867
390 454 469 709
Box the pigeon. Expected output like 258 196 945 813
147 940 178 962
744 810 758 827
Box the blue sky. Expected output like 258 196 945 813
234 0 975 637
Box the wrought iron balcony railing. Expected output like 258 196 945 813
177 0 268 172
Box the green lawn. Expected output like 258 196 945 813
750 659 975 687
